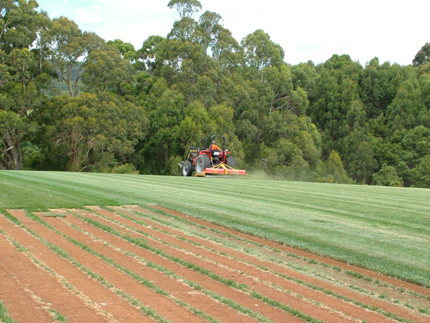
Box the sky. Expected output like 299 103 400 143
35 0 429 66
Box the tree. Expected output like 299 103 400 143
314 150 353 184
413 42 430 67
43 93 147 172
107 39 137 61
372 164 403 186
386 76 425 132
45 17 105 97
82 47 135 95
1 0 49 53
343 130 377 184
138 35 165 73
291 61 319 103
241 29 285 77
0 81 39 170
167 0 202 19
140 89 185 174
0 0 47 170
360 58 405 119
309 54 363 158
412 155 430 188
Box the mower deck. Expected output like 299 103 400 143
196 163 246 177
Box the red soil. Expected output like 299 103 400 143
0 206 428 323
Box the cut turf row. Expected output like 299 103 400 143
149 204 430 297
106 205 430 323
123 205 430 310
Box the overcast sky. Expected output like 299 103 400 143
36 0 429 66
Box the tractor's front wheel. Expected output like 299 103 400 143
196 154 210 173
183 160 193 176
226 156 236 168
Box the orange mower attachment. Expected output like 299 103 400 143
200 163 246 177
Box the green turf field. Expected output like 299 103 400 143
1 171 429 287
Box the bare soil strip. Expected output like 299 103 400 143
1 206 429 323
0 215 111 323
116 205 430 323
0 235 55 323
150 205 430 297
72 207 302 323
42 211 255 323
18 210 208 323
2 211 156 323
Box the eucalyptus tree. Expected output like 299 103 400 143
82 47 135 95
413 42 430 67
44 16 105 97
43 93 147 172
167 0 202 19
241 29 285 79
0 0 49 170
138 35 165 73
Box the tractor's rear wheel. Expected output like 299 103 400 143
183 160 193 176
226 156 236 168
196 154 210 173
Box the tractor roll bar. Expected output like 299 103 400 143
205 135 226 151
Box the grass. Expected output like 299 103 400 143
0 300 16 323
1 170 430 287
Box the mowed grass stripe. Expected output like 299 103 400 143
115 206 424 323
1 171 430 288
2 211 170 323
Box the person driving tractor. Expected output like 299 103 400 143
211 141 222 151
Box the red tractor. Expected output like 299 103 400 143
181 135 246 176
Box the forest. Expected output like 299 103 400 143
1 0 430 187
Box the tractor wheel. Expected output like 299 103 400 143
183 160 193 176
226 156 236 168
196 154 210 173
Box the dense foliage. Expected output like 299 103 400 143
1 0 430 188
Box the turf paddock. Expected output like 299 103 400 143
1 170 429 287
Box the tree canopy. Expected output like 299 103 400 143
1 0 430 188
